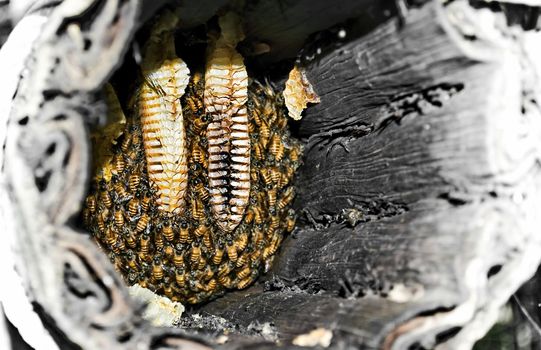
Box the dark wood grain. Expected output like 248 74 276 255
241 0 397 64
194 1 541 349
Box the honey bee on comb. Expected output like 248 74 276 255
82 9 303 304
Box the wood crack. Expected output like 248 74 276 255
298 198 409 230
376 82 464 132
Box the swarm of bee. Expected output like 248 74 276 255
82 10 302 304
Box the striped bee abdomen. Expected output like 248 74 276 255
140 58 190 214
205 13 250 233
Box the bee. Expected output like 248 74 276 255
141 194 151 211
112 154 126 174
191 114 209 134
218 274 233 288
136 213 149 232
151 257 164 281
252 225 265 247
281 166 296 186
128 174 141 193
250 248 262 264
139 233 150 256
202 232 212 248
187 295 200 304
244 209 254 227
100 183 112 208
113 206 124 228
201 265 214 281
82 209 91 227
218 262 233 277
124 231 137 249
286 210 296 232
163 280 174 299
289 145 301 163
269 214 280 230
237 275 254 290
112 236 125 254
126 250 139 271
269 167 281 184
278 170 291 189
263 233 282 260
175 267 186 287
269 133 285 161
191 72 202 86
193 180 210 201
105 227 117 247
194 223 209 238
126 148 139 161
173 244 185 267
189 279 205 292
236 231 248 252
253 142 265 161
120 134 132 153
267 188 277 207
179 221 189 244
85 196 97 213
131 127 141 146
262 246 271 261
248 120 256 133
212 242 225 265
205 279 217 293
252 107 264 126
226 241 238 263
260 170 274 189
127 197 140 217
154 228 164 250
191 143 206 164
162 221 174 241
263 104 277 126
190 243 201 266
114 182 130 200
186 96 203 114
250 170 259 187
191 196 205 221
164 243 174 258
278 187 295 210
236 266 251 280
276 113 288 129
236 253 249 268
259 123 270 147
96 211 107 232
198 256 207 270
252 206 264 225
256 191 267 208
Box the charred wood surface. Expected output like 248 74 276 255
199 1 541 349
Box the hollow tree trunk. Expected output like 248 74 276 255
1 0 540 349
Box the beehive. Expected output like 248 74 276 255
83 58 302 303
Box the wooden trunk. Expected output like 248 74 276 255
1 0 541 349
